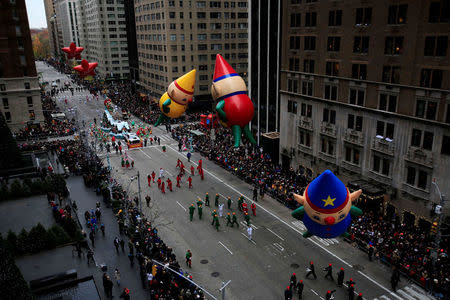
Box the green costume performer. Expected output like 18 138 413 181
215 194 219 207
238 196 244 211
214 216 220 231
196 199 203 208
244 213 250 226
232 213 239 227
227 197 232 209
189 204 195 221
205 193 210 206
226 213 232 226
198 205 203 220
211 210 217 225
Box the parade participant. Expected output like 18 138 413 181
348 284 355 300
187 176 193 188
176 175 181 187
253 186 258 202
251 202 256 216
131 160 134 168
189 204 195 221
198 159 203 169
119 144 122 155
176 159 181 168
325 290 336 300
290 273 297 290
205 192 210 206
145 195 151 207
161 181 165 194
211 210 217 225
167 178 173 191
214 215 220 231
120 287 130 300
368 244 374 261
231 212 239 227
306 261 317 279
180 162 185 175
238 196 244 211
391 268 400 292
346 278 356 286
190 165 195 176
284 286 292 300
159 167 164 178
198 204 203 220
226 213 232 226
196 197 203 208
297 280 304 299
244 212 250 226
218 203 224 217
324 264 334 281
185 250 192 268
157 177 161 189
227 196 232 209
242 202 248 214
215 193 220 207
200 168 204 180
356 293 363 300
147 174 151 187
247 225 252 240
187 152 191 162
337 268 345 287
114 237 120 252
151 171 156 182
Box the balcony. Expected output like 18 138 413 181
371 137 395 156
297 116 313 131
367 170 392 185
404 147 433 168
298 144 313 155
341 160 361 174
344 128 364 146
401 183 430 200
320 122 337 138
318 151 336 164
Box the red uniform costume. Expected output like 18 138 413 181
242 203 248 214
199 168 204 180
190 166 195 176
176 159 181 168
161 182 165 193
187 176 192 189
176 175 181 187
157 178 161 189
167 179 173 192
147 175 151 187
251 203 256 216
151 171 156 182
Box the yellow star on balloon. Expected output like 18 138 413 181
322 195 336 207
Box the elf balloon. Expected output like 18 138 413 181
291 170 363 239
62 42 84 60
154 69 196 126
211 54 255 147
73 59 98 79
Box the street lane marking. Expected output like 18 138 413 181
218 241 233 255
380 296 391 300
397 290 416 300
267 228 285 241
240 221 258 230
240 232 256 245
357 271 403 300
273 242 284 251
404 286 431 300
218 193 233 202
139 148 151 159
176 201 186 211
168 137 396 296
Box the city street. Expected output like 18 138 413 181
38 61 434 300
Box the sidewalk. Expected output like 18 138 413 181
67 176 148 299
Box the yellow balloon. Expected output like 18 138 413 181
158 92 187 119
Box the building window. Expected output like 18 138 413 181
344 146 360 165
349 88 365 106
305 12 317 27
442 135 450 155
24 82 30 89
382 66 400 84
320 138 335 156
372 155 390 176
0 84 5 91
378 93 397 112
325 61 339 76
420 69 443 89
299 130 311 147
411 129 433 150
301 103 312 118
327 36 341 52
324 84 338 100
428 1 450 23
2 98 8 109
289 58 300 71
290 13 301 27
303 59 315 73
351 64 367 80
289 36 301 50
353 36 369 54
27 96 33 107
304 36 316 51
197 1 206 8
287 100 298 114
197 12 206 18
384 36 404 55
287 78 299 93
424 36 448 56
301 80 313 96
4 112 11 123
376 121 395 140
328 10 342 26
415 98 437 120
355 7 372 25
322 108 336 124
406 167 428 190
388 4 408 24
347 114 363 132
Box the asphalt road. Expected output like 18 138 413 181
37 61 434 300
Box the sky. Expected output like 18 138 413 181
25 0 47 29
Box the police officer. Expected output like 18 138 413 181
297 279 304 299
337 267 345 287
324 264 334 281
306 261 317 279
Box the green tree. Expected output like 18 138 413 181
47 225 70 246
0 113 23 170
16 228 30 255
0 183 9 200
9 179 23 197
6 230 17 253
28 223 49 253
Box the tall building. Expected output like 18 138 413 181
54 0 81 47
44 0 61 57
74 0 129 79
249 0 282 143
279 0 449 222
0 0 44 131
124 0 139 87
134 0 249 105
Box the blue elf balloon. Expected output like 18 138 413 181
292 170 363 239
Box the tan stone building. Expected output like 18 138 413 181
279 0 449 224
134 0 249 103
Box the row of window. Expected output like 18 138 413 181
137 11 248 22
289 35 448 57
290 3 449 28
0 82 30 91
288 58 445 89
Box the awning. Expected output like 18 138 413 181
189 130 204 136
348 179 385 198
51 113 66 119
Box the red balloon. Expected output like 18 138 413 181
61 42 84 60
73 59 98 79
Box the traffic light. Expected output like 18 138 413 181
431 222 438 234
